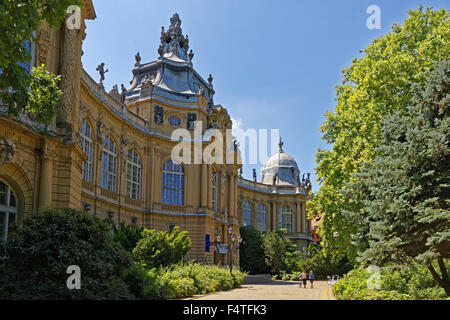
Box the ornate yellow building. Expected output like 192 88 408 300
0 0 312 266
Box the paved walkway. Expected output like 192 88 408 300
185 280 335 300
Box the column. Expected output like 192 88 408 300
273 202 279 230
38 156 53 209
228 173 234 221
266 201 271 232
296 201 301 233
201 164 207 208
207 166 212 209
56 20 82 138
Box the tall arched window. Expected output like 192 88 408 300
80 119 94 182
162 160 184 205
279 205 293 232
125 150 142 200
101 136 117 192
243 200 251 227
257 204 267 232
0 180 17 242
212 171 218 212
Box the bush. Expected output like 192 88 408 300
334 262 450 300
133 226 191 268
333 268 409 300
113 223 143 252
129 262 247 299
239 226 267 274
0 208 134 299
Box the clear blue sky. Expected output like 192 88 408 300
82 0 449 191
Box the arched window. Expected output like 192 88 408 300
162 160 184 205
279 205 293 232
101 136 117 192
257 204 267 232
80 119 94 182
212 171 218 212
0 180 17 242
243 200 251 227
125 150 142 200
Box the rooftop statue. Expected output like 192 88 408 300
96 62 108 85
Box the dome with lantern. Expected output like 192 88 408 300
261 138 300 186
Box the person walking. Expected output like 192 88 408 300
299 270 308 288
309 270 315 288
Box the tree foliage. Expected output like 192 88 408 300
347 61 450 295
26 65 62 125
113 222 143 252
0 0 80 115
239 226 267 274
308 7 450 259
263 230 295 275
0 208 134 299
133 227 191 268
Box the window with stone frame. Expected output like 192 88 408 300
212 171 218 212
80 119 94 182
162 160 184 206
154 105 164 124
243 200 252 227
279 205 293 232
257 203 267 232
187 113 197 130
0 180 18 242
101 136 118 192
125 149 142 200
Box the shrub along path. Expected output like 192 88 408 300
185 280 335 300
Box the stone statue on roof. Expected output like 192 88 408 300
96 62 108 85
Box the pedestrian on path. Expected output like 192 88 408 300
299 270 308 288
309 270 315 288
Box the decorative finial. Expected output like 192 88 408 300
96 62 108 86
208 74 213 86
279 137 284 152
253 168 257 182
135 52 141 66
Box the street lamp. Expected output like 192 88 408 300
227 226 242 275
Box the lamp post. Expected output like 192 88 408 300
228 226 242 275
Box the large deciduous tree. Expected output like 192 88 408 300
347 61 450 295
0 0 79 115
308 7 449 260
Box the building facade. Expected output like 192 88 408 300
0 1 313 266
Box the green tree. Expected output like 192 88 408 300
133 227 191 268
263 230 295 275
239 226 267 274
308 7 450 259
26 65 62 125
0 0 80 115
0 208 134 299
347 61 450 295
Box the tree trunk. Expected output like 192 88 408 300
428 259 450 296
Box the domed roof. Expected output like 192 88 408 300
262 139 300 186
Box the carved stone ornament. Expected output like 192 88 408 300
0 138 16 168
158 13 190 60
